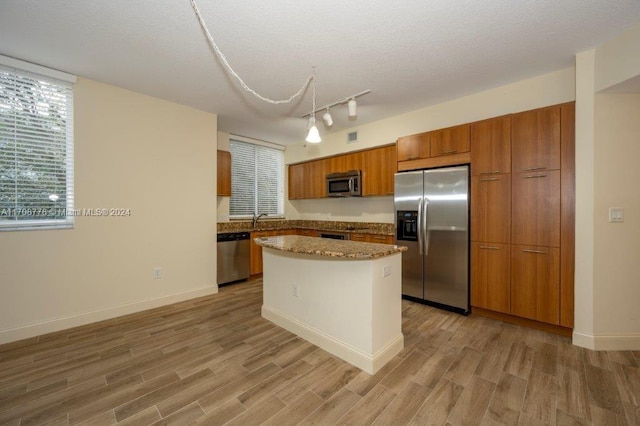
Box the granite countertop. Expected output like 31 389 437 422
254 235 407 259
218 219 395 236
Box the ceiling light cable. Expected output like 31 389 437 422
190 0 313 105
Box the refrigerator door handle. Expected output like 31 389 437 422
423 197 430 256
417 196 424 255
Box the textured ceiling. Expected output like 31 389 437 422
1 1 640 145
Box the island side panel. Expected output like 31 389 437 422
371 253 403 355
261 248 403 374
262 249 374 354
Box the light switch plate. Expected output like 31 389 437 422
608 207 624 223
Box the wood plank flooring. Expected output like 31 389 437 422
1 278 639 425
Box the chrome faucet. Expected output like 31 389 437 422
252 213 268 228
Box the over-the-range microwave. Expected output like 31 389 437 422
326 170 362 197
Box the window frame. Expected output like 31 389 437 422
0 55 76 231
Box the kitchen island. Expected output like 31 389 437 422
255 235 406 374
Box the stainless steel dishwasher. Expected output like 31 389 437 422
217 232 250 285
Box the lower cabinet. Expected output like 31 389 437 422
296 229 319 237
470 242 510 314
250 229 296 275
350 233 394 244
471 242 561 327
511 245 560 325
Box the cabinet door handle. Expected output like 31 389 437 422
480 170 501 175
523 174 547 179
479 246 499 250
522 249 547 254
373 236 387 241
479 177 500 182
521 167 547 171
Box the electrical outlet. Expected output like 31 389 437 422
383 265 391 277
292 283 299 297
153 267 162 279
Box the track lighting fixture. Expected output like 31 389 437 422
301 90 371 132
347 98 357 118
322 109 333 127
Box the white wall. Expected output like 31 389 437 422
0 78 218 343
285 67 575 222
574 22 640 350
593 94 640 339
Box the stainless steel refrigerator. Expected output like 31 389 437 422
394 166 469 314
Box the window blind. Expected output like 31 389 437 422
229 139 284 217
0 63 74 230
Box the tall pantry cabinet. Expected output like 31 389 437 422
470 102 575 332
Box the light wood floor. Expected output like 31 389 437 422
1 278 639 425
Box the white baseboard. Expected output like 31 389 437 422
262 305 404 375
0 285 218 345
573 331 640 351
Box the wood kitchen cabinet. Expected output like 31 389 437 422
350 233 394 244
288 160 326 199
429 124 470 157
471 115 511 175
511 105 561 173
288 145 395 199
560 102 576 328
469 102 573 334
471 242 510 314
362 145 397 196
511 170 560 247
307 159 327 198
296 229 319 237
327 152 362 174
250 229 297 275
511 245 560 324
397 133 430 162
288 163 305 200
471 174 510 244
217 150 232 196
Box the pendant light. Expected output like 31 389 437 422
305 68 321 143
306 117 321 143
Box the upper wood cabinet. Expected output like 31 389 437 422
288 163 305 200
288 145 395 199
512 170 561 247
471 116 511 175
288 160 326 200
511 106 561 172
327 152 362 174
397 133 430 161
217 150 232 196
471 174 511 244
429 124 470 157
362 145 397 196
307 159 327 199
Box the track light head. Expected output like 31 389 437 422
347 98 357 118
322 109 333 127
